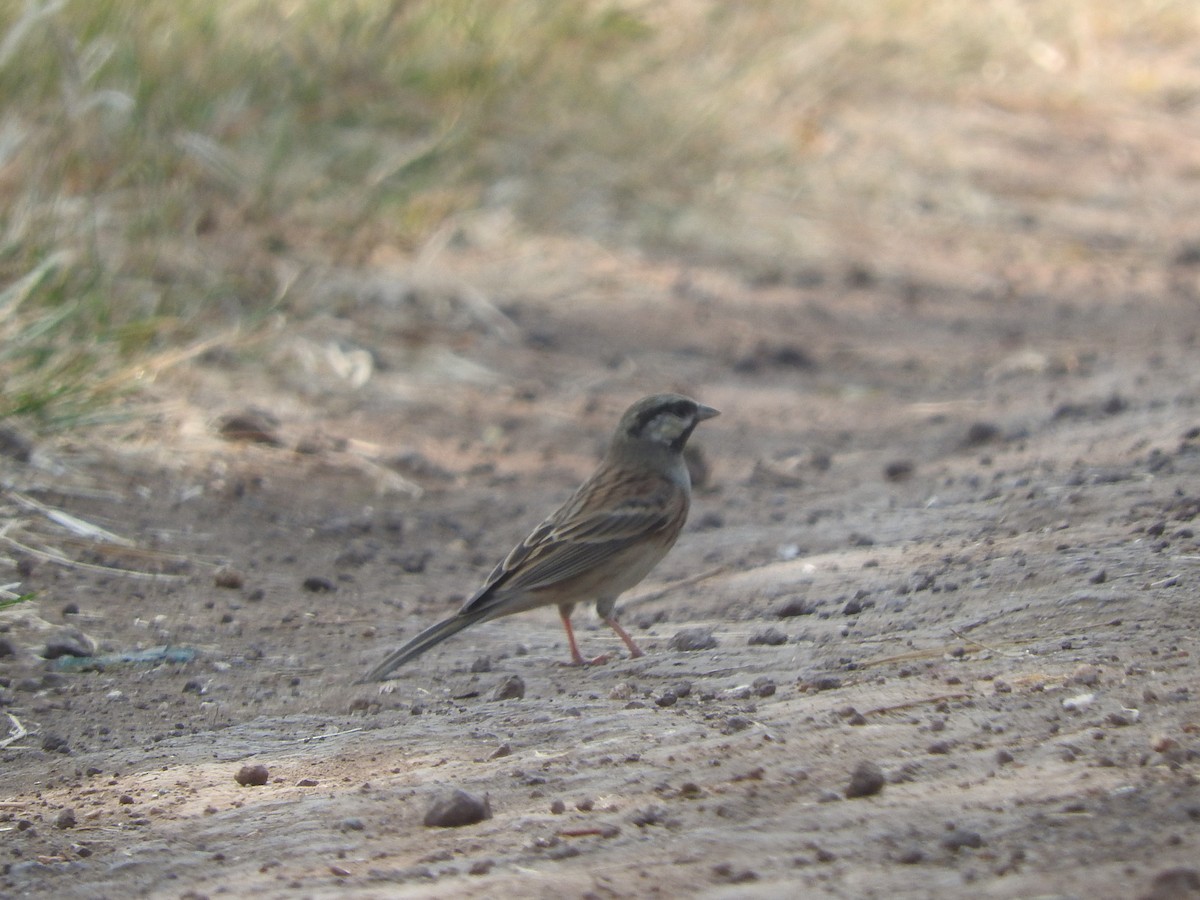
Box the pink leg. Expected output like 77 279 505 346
558 606 613 666
604 617 645 659
558 606 587 666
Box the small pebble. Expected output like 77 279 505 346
775 598 815 618
41 734 71 754
942 828 984 852
752 676 776 698
235 764 270 787
214 567 245 589
42 627 96 660
491 674 525 701
1143 867 1200 900
845 761 885 798
1063 692 1095 712
609 682 634 701
668 627 718 652
423 788 492 828
722 715 753 734
712 861 759 884
748 627 788 646
55 808 77 830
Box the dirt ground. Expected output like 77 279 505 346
4 100 1200 898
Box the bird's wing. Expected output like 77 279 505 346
460 470 684 617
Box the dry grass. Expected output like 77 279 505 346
1 0 1197 429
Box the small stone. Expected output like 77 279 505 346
712 861 759 884
491 675 525 701
55 808 77 829
609 682 634 701
845 761 885 798
1151 735 1180 754
668 627 718 652
42 627 96 660
722 716 753 734
884 459 914 481
1072 664 1101 686
217 408 282 445
995 749 1015 765
927 740 953 755
301 576 335 593
963 422 1001 447
214 567 245 589
1143 867 1200 900
655 690 678 708
550 799 566 815
775 598 815 618
235 764 270 786
629 805 667 827
468 859 495 876
942 828 984 852
341 818 365 832
752 676 776 698
748 627 788 646
488 743 512 761
423 788 492 828
1063 692 1095 712
41 733 70 754
329 865 351 877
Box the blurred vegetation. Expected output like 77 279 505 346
1 0 1196 429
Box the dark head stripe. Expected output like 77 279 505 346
631 398 697 437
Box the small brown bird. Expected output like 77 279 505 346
360 393 719 682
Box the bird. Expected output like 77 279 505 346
359 393 719 682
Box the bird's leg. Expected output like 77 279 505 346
558 604 611 666
558 604 587 666
604 617 645 659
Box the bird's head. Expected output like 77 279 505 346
615 393 719 454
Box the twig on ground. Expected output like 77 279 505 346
0 713 28 750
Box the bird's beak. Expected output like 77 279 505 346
695 403 720 422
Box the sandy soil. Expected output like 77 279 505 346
4 104 1200 899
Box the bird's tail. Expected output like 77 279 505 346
358 609 489 683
